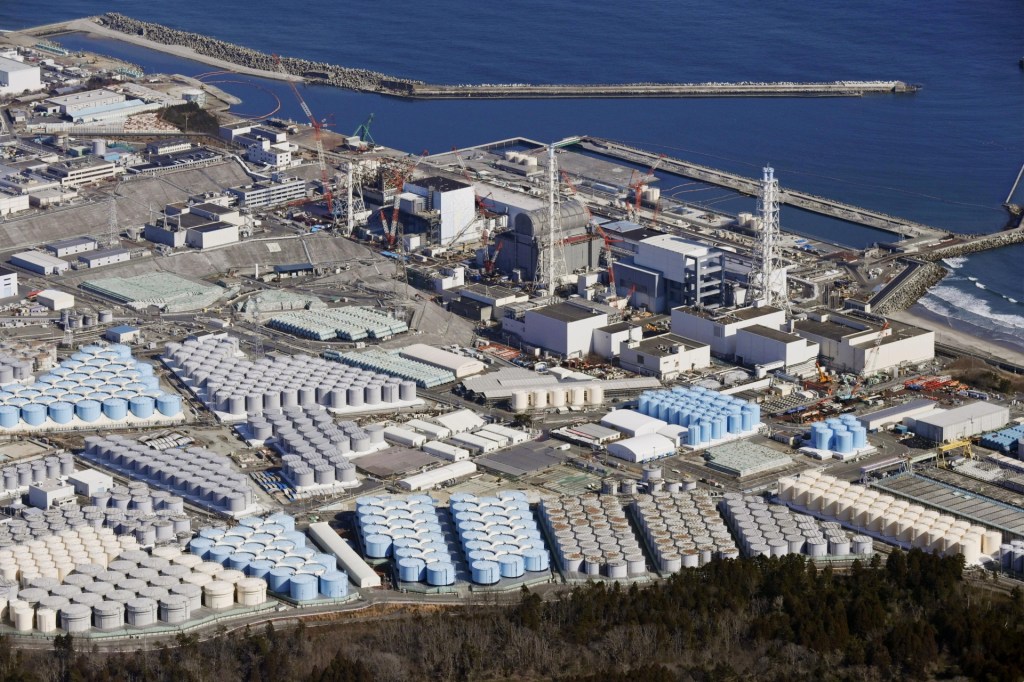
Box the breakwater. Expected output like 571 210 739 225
919 225 1024 262
872 261 948 314
81 14 916 100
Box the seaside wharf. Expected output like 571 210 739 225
578 137 948 242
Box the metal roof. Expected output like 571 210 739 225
914 402 1008 428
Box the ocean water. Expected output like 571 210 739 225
2 1 1022 346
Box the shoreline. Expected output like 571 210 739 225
888 307 1024 368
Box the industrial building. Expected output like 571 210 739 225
36 289 73 310
618 333 711 380
402 175 477 246
83 272 224 312
503 301 609 358
79 248 130 269
592 322 643 360
46 237 97 258
907 402 1010 443
10 250 69 275
397 344 485 379
733 324 819 374
47 157 120 188
146 139 192 155
104 325 140 344
246 140 294 168
857 399 938 432
614 234 726 312
705 442 793 478
793 313 935 375
185 222 239 250
671 305 787 359
0 268 16 299
0 55 41 96
490 195 600 283
228 174 306 208
46 89 125 116
601 409 667 438
607 433 676 462
0 190 29 216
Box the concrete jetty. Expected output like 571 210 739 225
24 14 919 101
579 137 948 241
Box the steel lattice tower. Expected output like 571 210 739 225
749 165 786 309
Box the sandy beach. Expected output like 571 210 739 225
889 308 1024 368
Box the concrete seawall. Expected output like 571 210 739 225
39 14 918 101
872 261 948 314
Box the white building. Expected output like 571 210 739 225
36 289 74 310
0 268 16 299
734 325 819 372
28 480 74 509
47 158 120 188
607 434 676 462
594 322 643 359
229 175 306 208
908 402 1009 443
619 333 712 380
0 191 29 216
185 222 239 250
79 249 130 268
10 251 68 275
614 234 726 312
398 344 484 379
46 237 97 258
0 55 41 96
513 302 609 359
46 89 125 116
397 461 477 491
403 175 477 246
600 409 667 438
67 469 113 497
671 305 786 359
793 313 934 375
146 139 193 155
246 140 294 168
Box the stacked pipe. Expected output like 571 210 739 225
80 434 255 515
0 343 182 430
4 497 189 547
718 492 870 558
356 494 460 587
631 491 739 572
0 453 74 495
776 472 1001 564
538 494 646 579
637 386 761 447
162 336 417 419
4 543 273 633
450 491 550 585
190 513 348 602
248 407 358 490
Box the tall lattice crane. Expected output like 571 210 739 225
273 55 335 225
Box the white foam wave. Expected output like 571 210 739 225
942 257 968 270
975 282 987 290
1010 298 1019 304
967 276 978 282
921 285 1024 330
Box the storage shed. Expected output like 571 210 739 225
600 409 668 438
607 434 676 463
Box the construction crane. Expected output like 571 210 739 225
628 153 666 217
863 321 890 377
273 54 336 225
352 114 375 146
484 240 503 275
936 438 974 468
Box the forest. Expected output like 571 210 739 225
0 549 1020 682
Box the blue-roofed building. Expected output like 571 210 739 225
104 325 140 344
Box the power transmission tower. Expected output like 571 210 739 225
108 185 120 247
537 144 568 299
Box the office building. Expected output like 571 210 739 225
0 55 41 96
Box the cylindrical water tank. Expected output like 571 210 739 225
129 396 155 419
21 403 46 426
48 402 74 424
288 573 318 601
202 580 235 609
125 597 157 627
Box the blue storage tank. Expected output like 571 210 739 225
742 404 760 427
712 415 726 440
289 573 319 601
638 394 651 414
227 552 255 572
425 562 455 586
470 559 500 584
363 534 392 558
48 401 74 424
21 403 46 426
246 560 275 580
698 420 711 444
498 554 524 578
850 426 867 449
0 404 23 428
74 400 100 422
156 394 181 416
812 426 833 451
319 571 348 598
687 426 700 446
208 546 233 566
522 549 550 572
267 513 296 531
727 413 742 434
102 398 128 421
188 537 214 559
132 362 154 376
397 557 425 583
139 376 160 391
266 567 294 593
835 431 853 454
129 396 154 418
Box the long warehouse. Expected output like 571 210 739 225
307 522 382 589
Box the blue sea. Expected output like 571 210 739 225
2 1 1022 350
